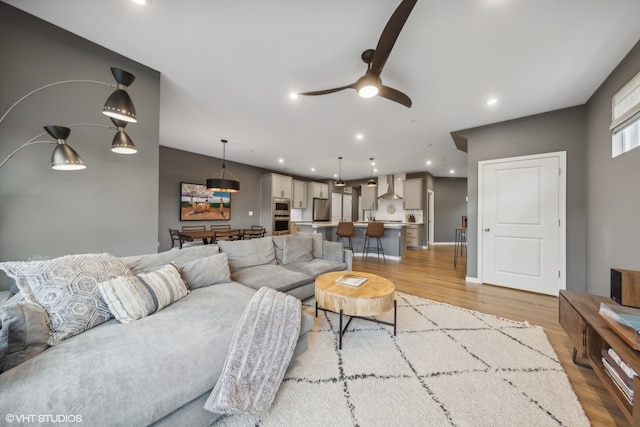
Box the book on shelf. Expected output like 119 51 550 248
602 349 634 389
607 347 637 379
335 274 368 287
603 358 634 404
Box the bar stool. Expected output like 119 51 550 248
363 222 385 262
335 221 354 250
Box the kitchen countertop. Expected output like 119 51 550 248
294 221 423 228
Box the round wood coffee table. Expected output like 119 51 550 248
315 271 396 349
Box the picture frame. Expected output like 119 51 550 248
180 182 231 221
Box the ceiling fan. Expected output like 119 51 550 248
299 0 417 108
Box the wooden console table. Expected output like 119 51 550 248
559 290 640 426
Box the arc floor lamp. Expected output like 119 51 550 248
0 67 139 171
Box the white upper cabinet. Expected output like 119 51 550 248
310 182 329 199
292 180 308 209
403 178 423 210
265 173 292 198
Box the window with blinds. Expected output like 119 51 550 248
611 69 640 158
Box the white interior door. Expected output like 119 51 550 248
342 194 352 221
479 152 566 296
331 193 342 222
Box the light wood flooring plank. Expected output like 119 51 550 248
352 245 627 427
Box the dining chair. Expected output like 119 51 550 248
210 224 231 230
363 222 385 262
335 221 354 250
169 229 182 249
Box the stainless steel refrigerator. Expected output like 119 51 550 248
312 198 330 221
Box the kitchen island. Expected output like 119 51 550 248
296 221 422 260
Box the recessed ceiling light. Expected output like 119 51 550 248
311 167 315 172
374 168 378 173
356 133 364 140
289 93 299 100
486 98 498 106
426 160 432 165
450 169 455 174
278 158 284 163
334 173 338 178
131 0 150 5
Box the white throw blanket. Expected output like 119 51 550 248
203 287 302 415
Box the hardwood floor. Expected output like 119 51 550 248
352 245 628 427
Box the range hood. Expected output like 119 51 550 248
378 175 402 200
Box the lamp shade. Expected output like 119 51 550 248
103 67 137 123
109 117 136 153
366 157 377 186
335 156 346 186
206 178 240 193
103 89 137 123
45 126 86 170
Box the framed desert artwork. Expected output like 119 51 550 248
180 182 231 221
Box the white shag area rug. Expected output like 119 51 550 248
213 292 589 427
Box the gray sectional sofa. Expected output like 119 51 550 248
0 232 351 426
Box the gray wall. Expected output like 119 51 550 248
433 178 467 242
159 146 275 252
585 40 640 295
0 4 160 289
453 106 587 292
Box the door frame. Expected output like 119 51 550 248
477 151 566 290
427 189 435 246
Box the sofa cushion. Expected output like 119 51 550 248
0 253 133 345
282 236 313 265
271 235 285 264
285 259 348 279
0 293 50 373
98 264 189 323
121 245 220 274
297 232 323 258
230 264 312 293
178 253 231 289
322 241 344 262
217 237 276 272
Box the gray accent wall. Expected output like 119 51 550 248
433 178 467 242
159 146 273 252
452 106 587 292
0 4 160 289
585 40 640 295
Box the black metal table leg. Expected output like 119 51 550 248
393 299 397 336
339 309 343 349
315 300 318 317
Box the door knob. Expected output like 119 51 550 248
484 228 490 232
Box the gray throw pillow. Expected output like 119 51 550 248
0 294 50 373
0 253 134 345
282 236 313 265
178 253 231 289
322 241 344 262
121 245 220 274
217 237 276 271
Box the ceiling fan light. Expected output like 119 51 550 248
358 84 379 98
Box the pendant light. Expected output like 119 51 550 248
366 157 377 187
335 156 346 187
206 139 240 193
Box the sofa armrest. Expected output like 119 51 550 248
343 249 353 271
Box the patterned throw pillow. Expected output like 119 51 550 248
0 253 133 345
98 264 189 323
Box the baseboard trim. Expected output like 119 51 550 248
430 242 455 246
465 276 482 284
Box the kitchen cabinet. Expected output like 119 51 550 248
361 185 378 211
406 224 421 248
403 178 422 210
310 182 329 199
263 173 292 198
292 180 307 209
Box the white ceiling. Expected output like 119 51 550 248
6 0 640 180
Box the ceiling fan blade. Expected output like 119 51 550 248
299 84 355 96
378 85 412 108
370 0 417 76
